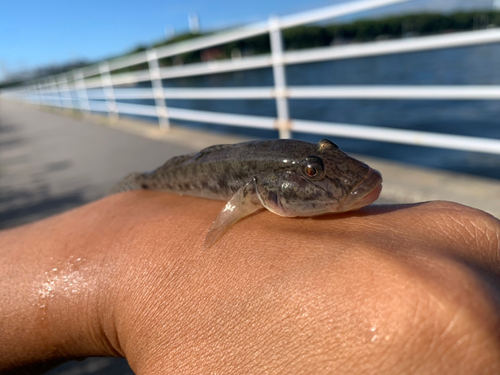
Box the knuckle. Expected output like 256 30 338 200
420 201 500 256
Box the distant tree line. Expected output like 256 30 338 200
115 10 500 72
0 60 88 89
1 10 498 87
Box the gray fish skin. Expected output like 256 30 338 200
110 139 383 247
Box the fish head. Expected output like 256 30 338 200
276 139 383 216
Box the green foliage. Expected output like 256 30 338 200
222 34 271 56
153 32 201 48
284 26 331 50
0 79 24 90
323 11 499 44
127 45 147 54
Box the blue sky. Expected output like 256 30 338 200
0 0 494 81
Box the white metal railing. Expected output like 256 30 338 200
2 0 500 154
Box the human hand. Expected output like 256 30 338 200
1 192 499 374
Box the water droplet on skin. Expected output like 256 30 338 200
34 256 94 323
385 335 390 341
371 335 379 343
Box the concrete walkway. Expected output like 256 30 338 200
0 100 250 229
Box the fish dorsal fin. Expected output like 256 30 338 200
195 143 233 160
157 153 197 170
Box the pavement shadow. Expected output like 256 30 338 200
44 358 134 375
0 186 89 229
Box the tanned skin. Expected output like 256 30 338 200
1 191 499 374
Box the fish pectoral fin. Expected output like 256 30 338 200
205 181 263 248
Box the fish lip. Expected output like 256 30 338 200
339 168 383 212
345 183 383 211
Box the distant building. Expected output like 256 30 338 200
201 47 223 62
189 13 200 34
494 0 500 10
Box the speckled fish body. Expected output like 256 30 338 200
111 139 383 247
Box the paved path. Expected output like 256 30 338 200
0 100 248 229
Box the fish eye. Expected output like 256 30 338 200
305 164 318 177
301 156 325 179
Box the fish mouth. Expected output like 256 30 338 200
339 168 383 212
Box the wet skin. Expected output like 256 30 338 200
111 139 383 246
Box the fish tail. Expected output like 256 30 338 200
108 172 145 195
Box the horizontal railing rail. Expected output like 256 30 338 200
2 0 500 155
35 86 500 100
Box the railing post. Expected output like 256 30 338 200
99 62 118 121
147 49 170 131
269 16 291 139
34 82 42 105
44 79 52 106
41 81 47 106
39 81 46 106
40 79 47 106
73 70 91 115
22 84 28 102
60 75 73 110
24 84 31 103
51 77 63 108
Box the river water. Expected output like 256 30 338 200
115 42 500 180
